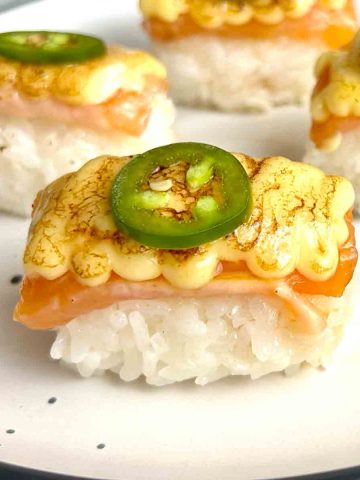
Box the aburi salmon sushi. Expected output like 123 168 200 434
0 31 175 217
304 30 360 214
14 143 357 385
140 0 357 111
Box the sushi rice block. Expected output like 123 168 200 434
14 143 357 386
140 0 357 111
304 30 360 215
0 31 175 217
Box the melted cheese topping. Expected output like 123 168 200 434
0 46 166 106
140 0 348 27
311 34 360 125
23 154 354 290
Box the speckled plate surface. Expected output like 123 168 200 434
1 1 360 479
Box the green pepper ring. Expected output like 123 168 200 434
0 31 106 64
111 143 252 250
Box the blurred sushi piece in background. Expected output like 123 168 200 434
0 31 175 217
304 30 360 215
140 0 357 112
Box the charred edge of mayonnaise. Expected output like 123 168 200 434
140 0 347 26
23 154 355 290
0 46 167 106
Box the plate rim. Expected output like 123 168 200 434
1 460 360 480
0 2 359 480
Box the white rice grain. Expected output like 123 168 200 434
51 293 351 386
152 36 322 111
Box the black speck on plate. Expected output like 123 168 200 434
10 275 22 285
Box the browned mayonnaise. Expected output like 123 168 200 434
311 32 360 151
140 0 348 27
23 154 354 290
0 46 166 106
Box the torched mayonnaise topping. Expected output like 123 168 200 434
0 46 166 106
140 0 348 27
312 52 360 123
23 154 354 290
311 32 360 150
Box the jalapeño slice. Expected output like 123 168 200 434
111 143 251 249
0 31 106 64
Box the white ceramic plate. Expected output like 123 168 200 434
1 1 360 479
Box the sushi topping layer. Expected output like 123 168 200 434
311 31 360 151
111 143 251 249
141 0 355 48
140 0 348 25
22 150 354 290
0 31 106 65
0 45 167 107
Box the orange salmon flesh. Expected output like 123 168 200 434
0 76 167 137
14 213 357 330
311 115 360 149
